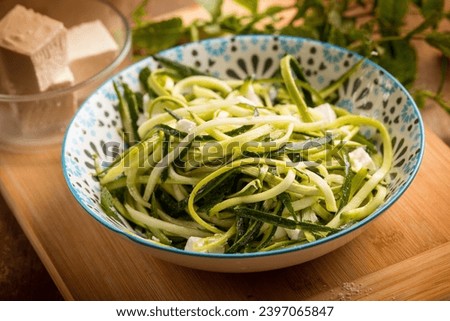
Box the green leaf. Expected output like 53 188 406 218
425 31 450 58
413 90 427 109
328 8 342 28
376 0 409 35
132 0 149 27
328 27 347 47
263 5 285 16
280 25 320 39
195 0 223 20
418 0 444 21
233 0 258 14
132 18 184 55
218 16 244 33
294 0 325 20
410 0 444 29
405 11 442 39
373 40 417 87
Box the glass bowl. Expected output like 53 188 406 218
0 0 131 150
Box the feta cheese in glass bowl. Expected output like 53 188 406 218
0 0 131 150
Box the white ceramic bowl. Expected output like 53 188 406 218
62 36 424 272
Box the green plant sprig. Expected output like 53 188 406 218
131 0 450 113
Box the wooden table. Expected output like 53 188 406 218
0 0 449 301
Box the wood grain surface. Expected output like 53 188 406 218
0 128 449 300
0 0 449 301
0 193 62 300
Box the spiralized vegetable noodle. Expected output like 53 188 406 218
96 55 392 254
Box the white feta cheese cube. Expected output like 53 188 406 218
176 119 196 133
284 216 304 241
302 208 319 223
285 227 304 241
0 5 69 94
273 226 287 240
309 103 337 123
184 237 201 252
67 20 118 83
348 147 376 172
184 236 225 253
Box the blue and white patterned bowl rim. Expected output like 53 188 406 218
62 35 425 259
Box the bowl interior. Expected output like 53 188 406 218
62 35 424 260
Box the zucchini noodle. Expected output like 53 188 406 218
97 55 392 254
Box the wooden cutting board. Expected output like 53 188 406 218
0 1 449 301
0 128 449 300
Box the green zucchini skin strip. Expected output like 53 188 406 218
233 206 340 233
98 54 392 253
113 82 139 146
153 55 209 77
280 55 314 122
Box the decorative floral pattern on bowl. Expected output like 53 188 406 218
62 36 424 272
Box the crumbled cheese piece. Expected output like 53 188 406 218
269 86 277 102
67 20 118 83
0 5 69 94
284 216 304 241
348 147 376 172
176 119 196 133
184 237 225 253
285 227 304 241
302 208 319 223
309 103 337 123
273 227 287 240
